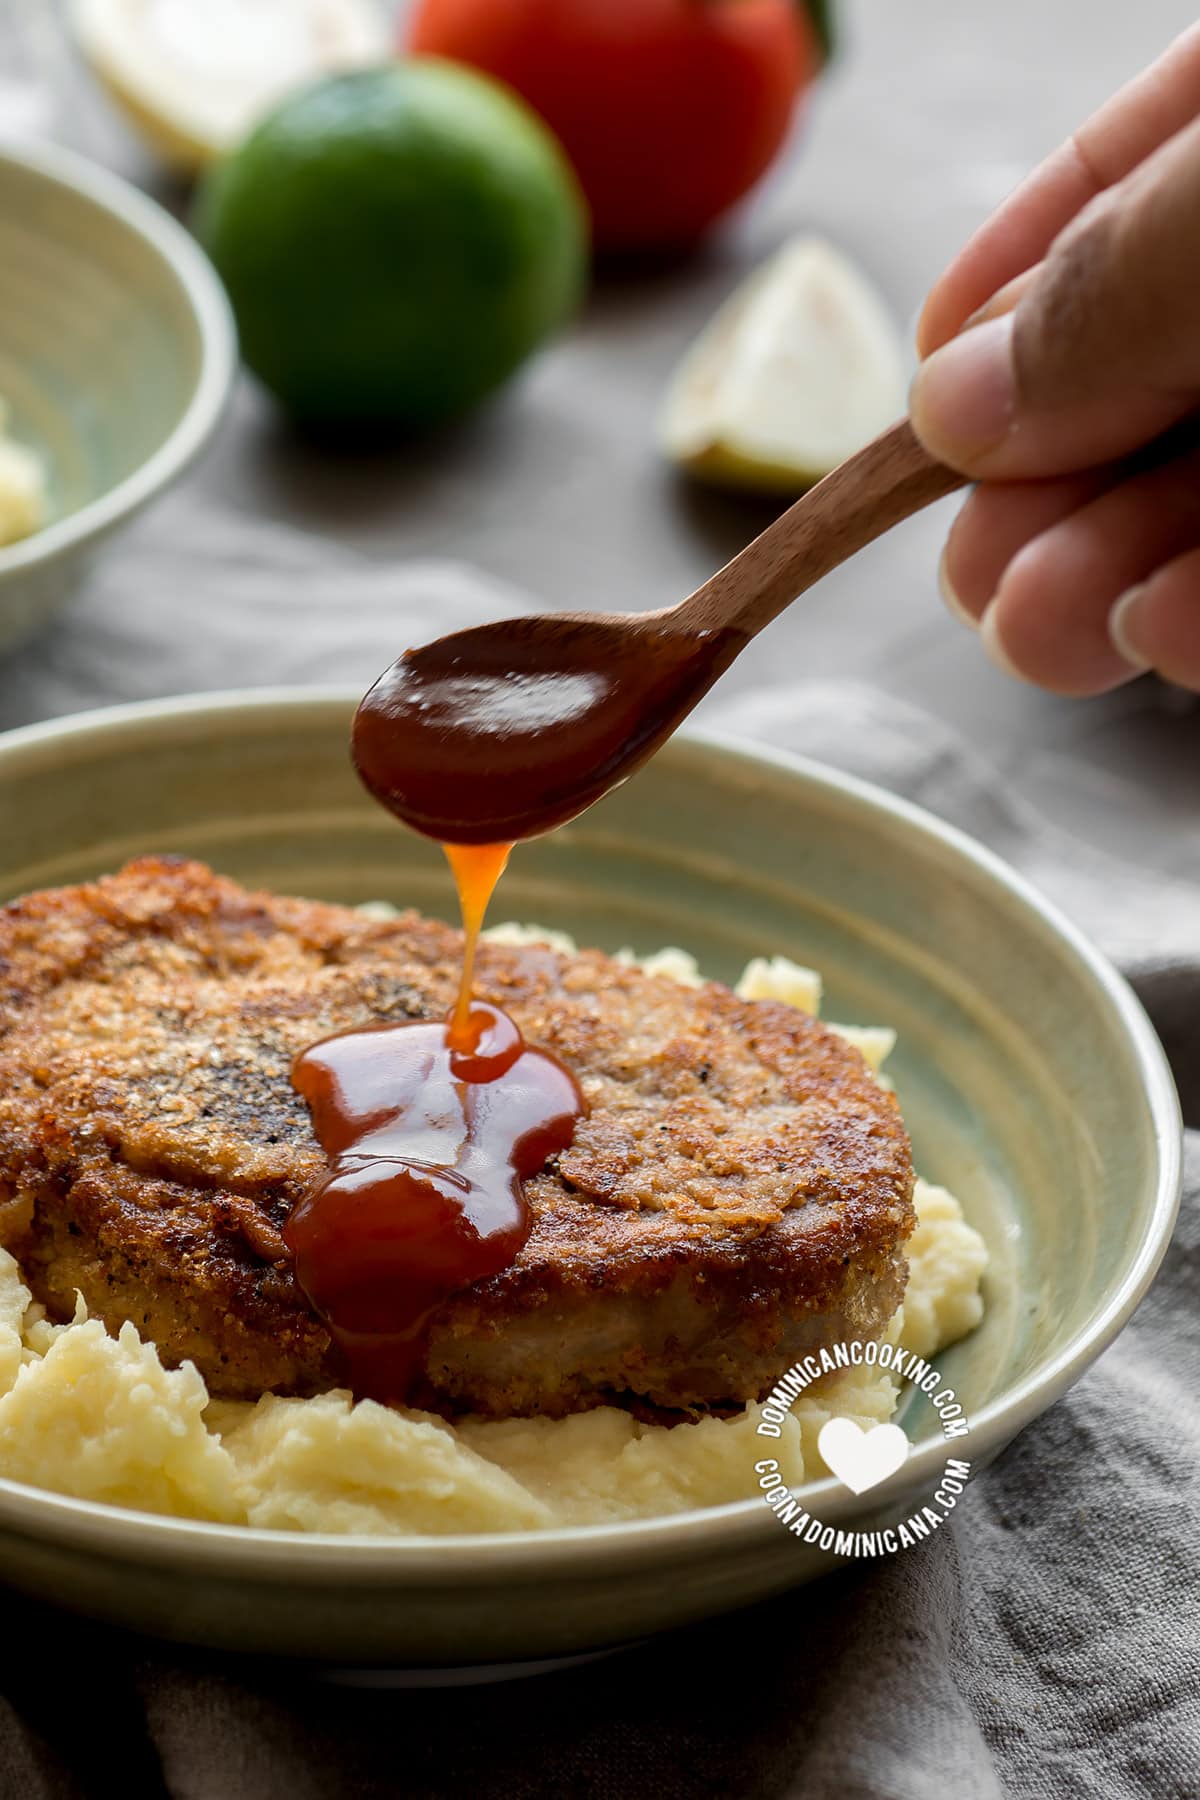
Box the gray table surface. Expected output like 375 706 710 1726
6 0 1200 881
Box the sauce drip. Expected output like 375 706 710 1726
443 840 510 1045
286 832 576 1404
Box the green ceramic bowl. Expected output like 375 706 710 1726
0 691 1181 1669
0 141 235 652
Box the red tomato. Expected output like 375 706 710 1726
407 0 816 252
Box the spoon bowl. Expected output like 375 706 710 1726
353 613 746 843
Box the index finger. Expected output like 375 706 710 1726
917 20 1200 357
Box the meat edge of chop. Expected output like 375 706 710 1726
0 858 916 1421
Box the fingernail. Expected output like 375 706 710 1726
938 551 979 629
979 600 1025 681
910 315 1017 461
1108 587 1155 671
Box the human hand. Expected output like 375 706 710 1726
910 26 1200 694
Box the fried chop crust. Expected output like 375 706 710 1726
0 858 915 1415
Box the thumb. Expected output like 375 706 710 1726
910 114 1200 478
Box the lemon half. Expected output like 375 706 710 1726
72 0 388 173
660 237 909 494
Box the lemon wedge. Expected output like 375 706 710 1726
71 0 388 173
659 236 909 494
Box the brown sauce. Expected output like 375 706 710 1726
290 609 741 1402
351 617 748 844
285 836 582 1404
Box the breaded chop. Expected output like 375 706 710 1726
0 858 915 1418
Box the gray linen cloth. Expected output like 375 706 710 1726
0 504 1197 1800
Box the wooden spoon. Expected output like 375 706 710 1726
353 419 965 845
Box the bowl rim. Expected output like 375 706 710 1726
0 687 1183 1575
0 138 236 581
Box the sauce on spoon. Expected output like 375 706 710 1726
351 615 748 844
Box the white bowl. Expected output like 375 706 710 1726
0 139 235 651
0 690 1182 1667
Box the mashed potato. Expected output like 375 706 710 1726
0 400 47 548
0 938 987 1533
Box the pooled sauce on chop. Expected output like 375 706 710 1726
286 842 583 1405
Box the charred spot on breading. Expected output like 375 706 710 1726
0 858 915 1417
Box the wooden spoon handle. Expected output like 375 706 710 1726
673 419 967 640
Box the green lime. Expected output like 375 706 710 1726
195 60 587 429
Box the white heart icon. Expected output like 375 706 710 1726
817 1418 910 1495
